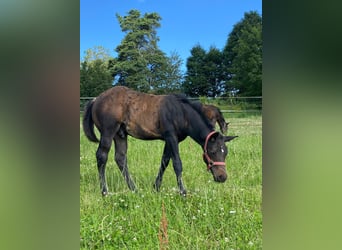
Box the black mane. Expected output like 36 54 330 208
172 94 215 131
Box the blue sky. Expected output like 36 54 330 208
80 0 262 69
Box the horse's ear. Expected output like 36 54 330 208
224 135 238 142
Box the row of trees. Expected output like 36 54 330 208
81 9 262 97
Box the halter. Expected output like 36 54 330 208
203 131 226 171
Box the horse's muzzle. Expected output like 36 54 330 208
213 173 227 182
211 166 227 182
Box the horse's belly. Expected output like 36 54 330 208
126 123 162 140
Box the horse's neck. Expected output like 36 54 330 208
188 114 212 148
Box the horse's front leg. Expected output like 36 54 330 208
172 156 187 196
154 143 171 192
168 138 187 195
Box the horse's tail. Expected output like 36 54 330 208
82 99 99 142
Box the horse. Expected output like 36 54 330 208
82 86 237 196
201 104 229 134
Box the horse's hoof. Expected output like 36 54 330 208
180 190 187 196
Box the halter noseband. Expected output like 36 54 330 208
203 131 226 171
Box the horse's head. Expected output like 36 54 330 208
203 131 238 182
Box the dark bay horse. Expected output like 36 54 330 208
83 86 237 196
202 104 229 134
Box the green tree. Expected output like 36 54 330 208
152 51 184 94
183 45 208 97
80 46 113 97
223 11 262 96
183 45 225 97
83 45 112 62
114 9 170 92
204 46 226 97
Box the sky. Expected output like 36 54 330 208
80 0 262 69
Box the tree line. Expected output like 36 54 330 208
80 9 262 97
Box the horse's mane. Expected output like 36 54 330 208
172 94 214 130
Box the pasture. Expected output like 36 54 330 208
80 114 262 249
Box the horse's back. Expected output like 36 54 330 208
125 89 164 139
92 86 164 139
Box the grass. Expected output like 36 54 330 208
80 114 262 249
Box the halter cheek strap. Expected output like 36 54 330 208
203 131 226 171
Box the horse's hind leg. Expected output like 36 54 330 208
96 134 114 196
114 132 136 191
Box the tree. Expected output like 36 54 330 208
80 46 113 97
83 46 112 62
114 9 170 92
152 51 184 94
183 45 208 97
204 46 226 97
183 45 225 97
223 11 262 96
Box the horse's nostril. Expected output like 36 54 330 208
221 175 227 182
215 174 227 182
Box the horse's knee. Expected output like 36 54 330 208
172 158 183 175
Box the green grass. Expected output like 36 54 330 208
80 115 262 249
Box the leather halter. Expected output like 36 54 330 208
203 131 226 171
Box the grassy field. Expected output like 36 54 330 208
80 114 262 249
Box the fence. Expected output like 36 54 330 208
80 96 262 116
